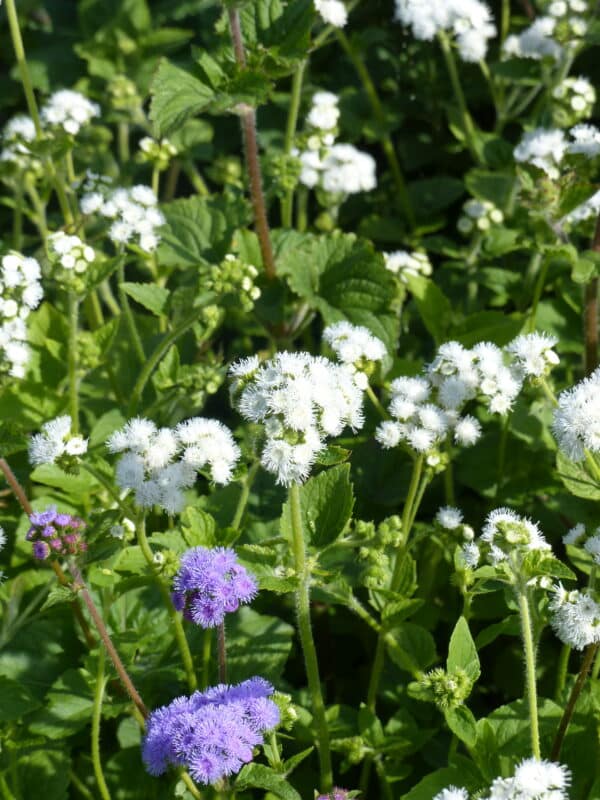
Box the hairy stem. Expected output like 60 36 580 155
227 7 276 280
289 482 333 792
518 588 541 759
335 29 415 229
137 518 198 691
91 647 112 800
281 61 307 228
117 259 146 365
552 642 600 760
230 461 260 534
438 31 480 164
70 561 148 718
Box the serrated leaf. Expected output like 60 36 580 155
235 764 302 800
149 59 214 136
447 617 480 682
40 584 76 612
556 450 600 500
521 551 576 581
227 608 294 683
180 506 217 547
121 282 170 316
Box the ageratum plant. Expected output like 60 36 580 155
3 0 600 798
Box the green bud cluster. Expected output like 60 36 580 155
271 692 298 730
265 152 302 197
417 666 472 710
107 75 143 115
138 136 177 171
207 255 261 312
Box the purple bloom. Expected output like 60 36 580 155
317 790 351 800
30 506 57 526
142 677 279 785
27 506 87 560
55 513 72 527
172 547 258 628
32 540 50 560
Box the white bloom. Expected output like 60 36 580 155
79 184 164 252
550 587 600 650
454 415 482 446
567 123 600 158
563 188 600 227
48 231 95 279
40 89 99 135
323 321 387 370
506 332 559 377
584 534 600 564
553 368 600 461
320 143 377 194
307 91 340 132
458 199 503 235
0 526 6 552
563 523 585 545
375 420 403 448
314 0 348 27
384 250 432 283
461 542 480 568
433 789 469 800
503 16 563 61
29 415 87 466
436 506 463 529
480 507 550 564
514 128 568 179
0 252 43 378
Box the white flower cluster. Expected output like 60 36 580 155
394 0 497 62
295 92 377 196
552 77 596 121
545 0 589 36
383 250 432 283
563 189 600 227
457 199 504 235
434 759 571 800
552 367 600 462
29 415 88 466
107 417 240 514
306 91 340 139
323 322 387 387
563 523 600 564
505 333 559 378
436 506 463 530
48 232 95 279
514 124 600 179
550 584 600 650
503 17 562 61
437 507 481 569
40 90 100 136
79 184 164 252
314 0 347 27
0 114 38 171
0 252 43 378
479 507 550 566
230 352 365 486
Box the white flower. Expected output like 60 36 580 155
550 587 600 650
503 16 563 61
506 332 559 377
563 523 585 545
553 368 600 461
433 787 469 800
461 542 480 568
436 506 463 529
79 184 164 252
458 199 503 235
40 89 99 135
0 526 6 551
314 0 348 27
454 415 482 446
320 143 377 194
307 91 340 132
0 252 43 378
375 420 403 448
323 321 387 371
562 188 600 227
567 123 600 158
384 250 432 283
480 507 550 564
48 231 96 279
29 415 88 466
584 534 600 564
514 128 567 179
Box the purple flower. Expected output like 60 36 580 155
142 677 279 785
27 507 87 560
172 547 258 628
317 790 351 800
30 506 57 526
32 540 50 560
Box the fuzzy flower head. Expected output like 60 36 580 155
482 757 571 800
514 128 568 179
142 678 280 784
40 89 100 136
479 507 551 567
433 789 469 800
307 91 340 134
436 506 463 530
137 136 177 171
383 250 432 283
0 114 40 173
314 0 348 27
563 188 600 228
0 251 43 378
323 321 387 385
457 199 504 236
567 124 600 159
172 547 257 628
317 790 352 800
29 415 88 470
79 184 164 253
552 77 596 126
394 0 496 62
27 506 87 561
503 16 563 61
549 585 600 650
47 232 96 292
230 352 365 486
552 367 600 462
107 417 240 514
505 332 559 378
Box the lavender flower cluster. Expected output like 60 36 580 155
142 677 280 784
27 506 87 560
172 547 257 628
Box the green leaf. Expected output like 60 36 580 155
149 59 214 136
227 608 294 683
465 169 516 210
388 623 437 675
235 764 302 800
556 451 600 501
280 464 355 547
358 703 385 746
39 584 76 613
180 506 218 548
405 274 452 344
28 669 94 738
451 311 524 347
121 282 170 316
444 705 478 748
447 617 480 683
401 767 477 800
408 177 464 218
521 551 576 582
0 676 42 721
29 464 97 495
16 747 70 800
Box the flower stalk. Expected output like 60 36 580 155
91 647 112 800
518 588 541 759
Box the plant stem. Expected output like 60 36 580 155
13 184 23 250
495 413 511 499
136 518 198 691
335 29 415 229
500 0 511 45
230 461 260 533
118 122 130 164
91 647 112 800
127 307 208 415
117 259 146 365
288 483 333 792
69 561 148 718
585 214 600 374
218 621 227 683
202 628 212 689
554 643 571 701
437 32 480 163
552 642 600 760
68 292 80 435
69 771 94 800
518 588 541 759
526 253 547 333
80 462 133 514
281 61 306 228
180 771 204 800
151 166 160 199
226 7 276 281
539 376 558 407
